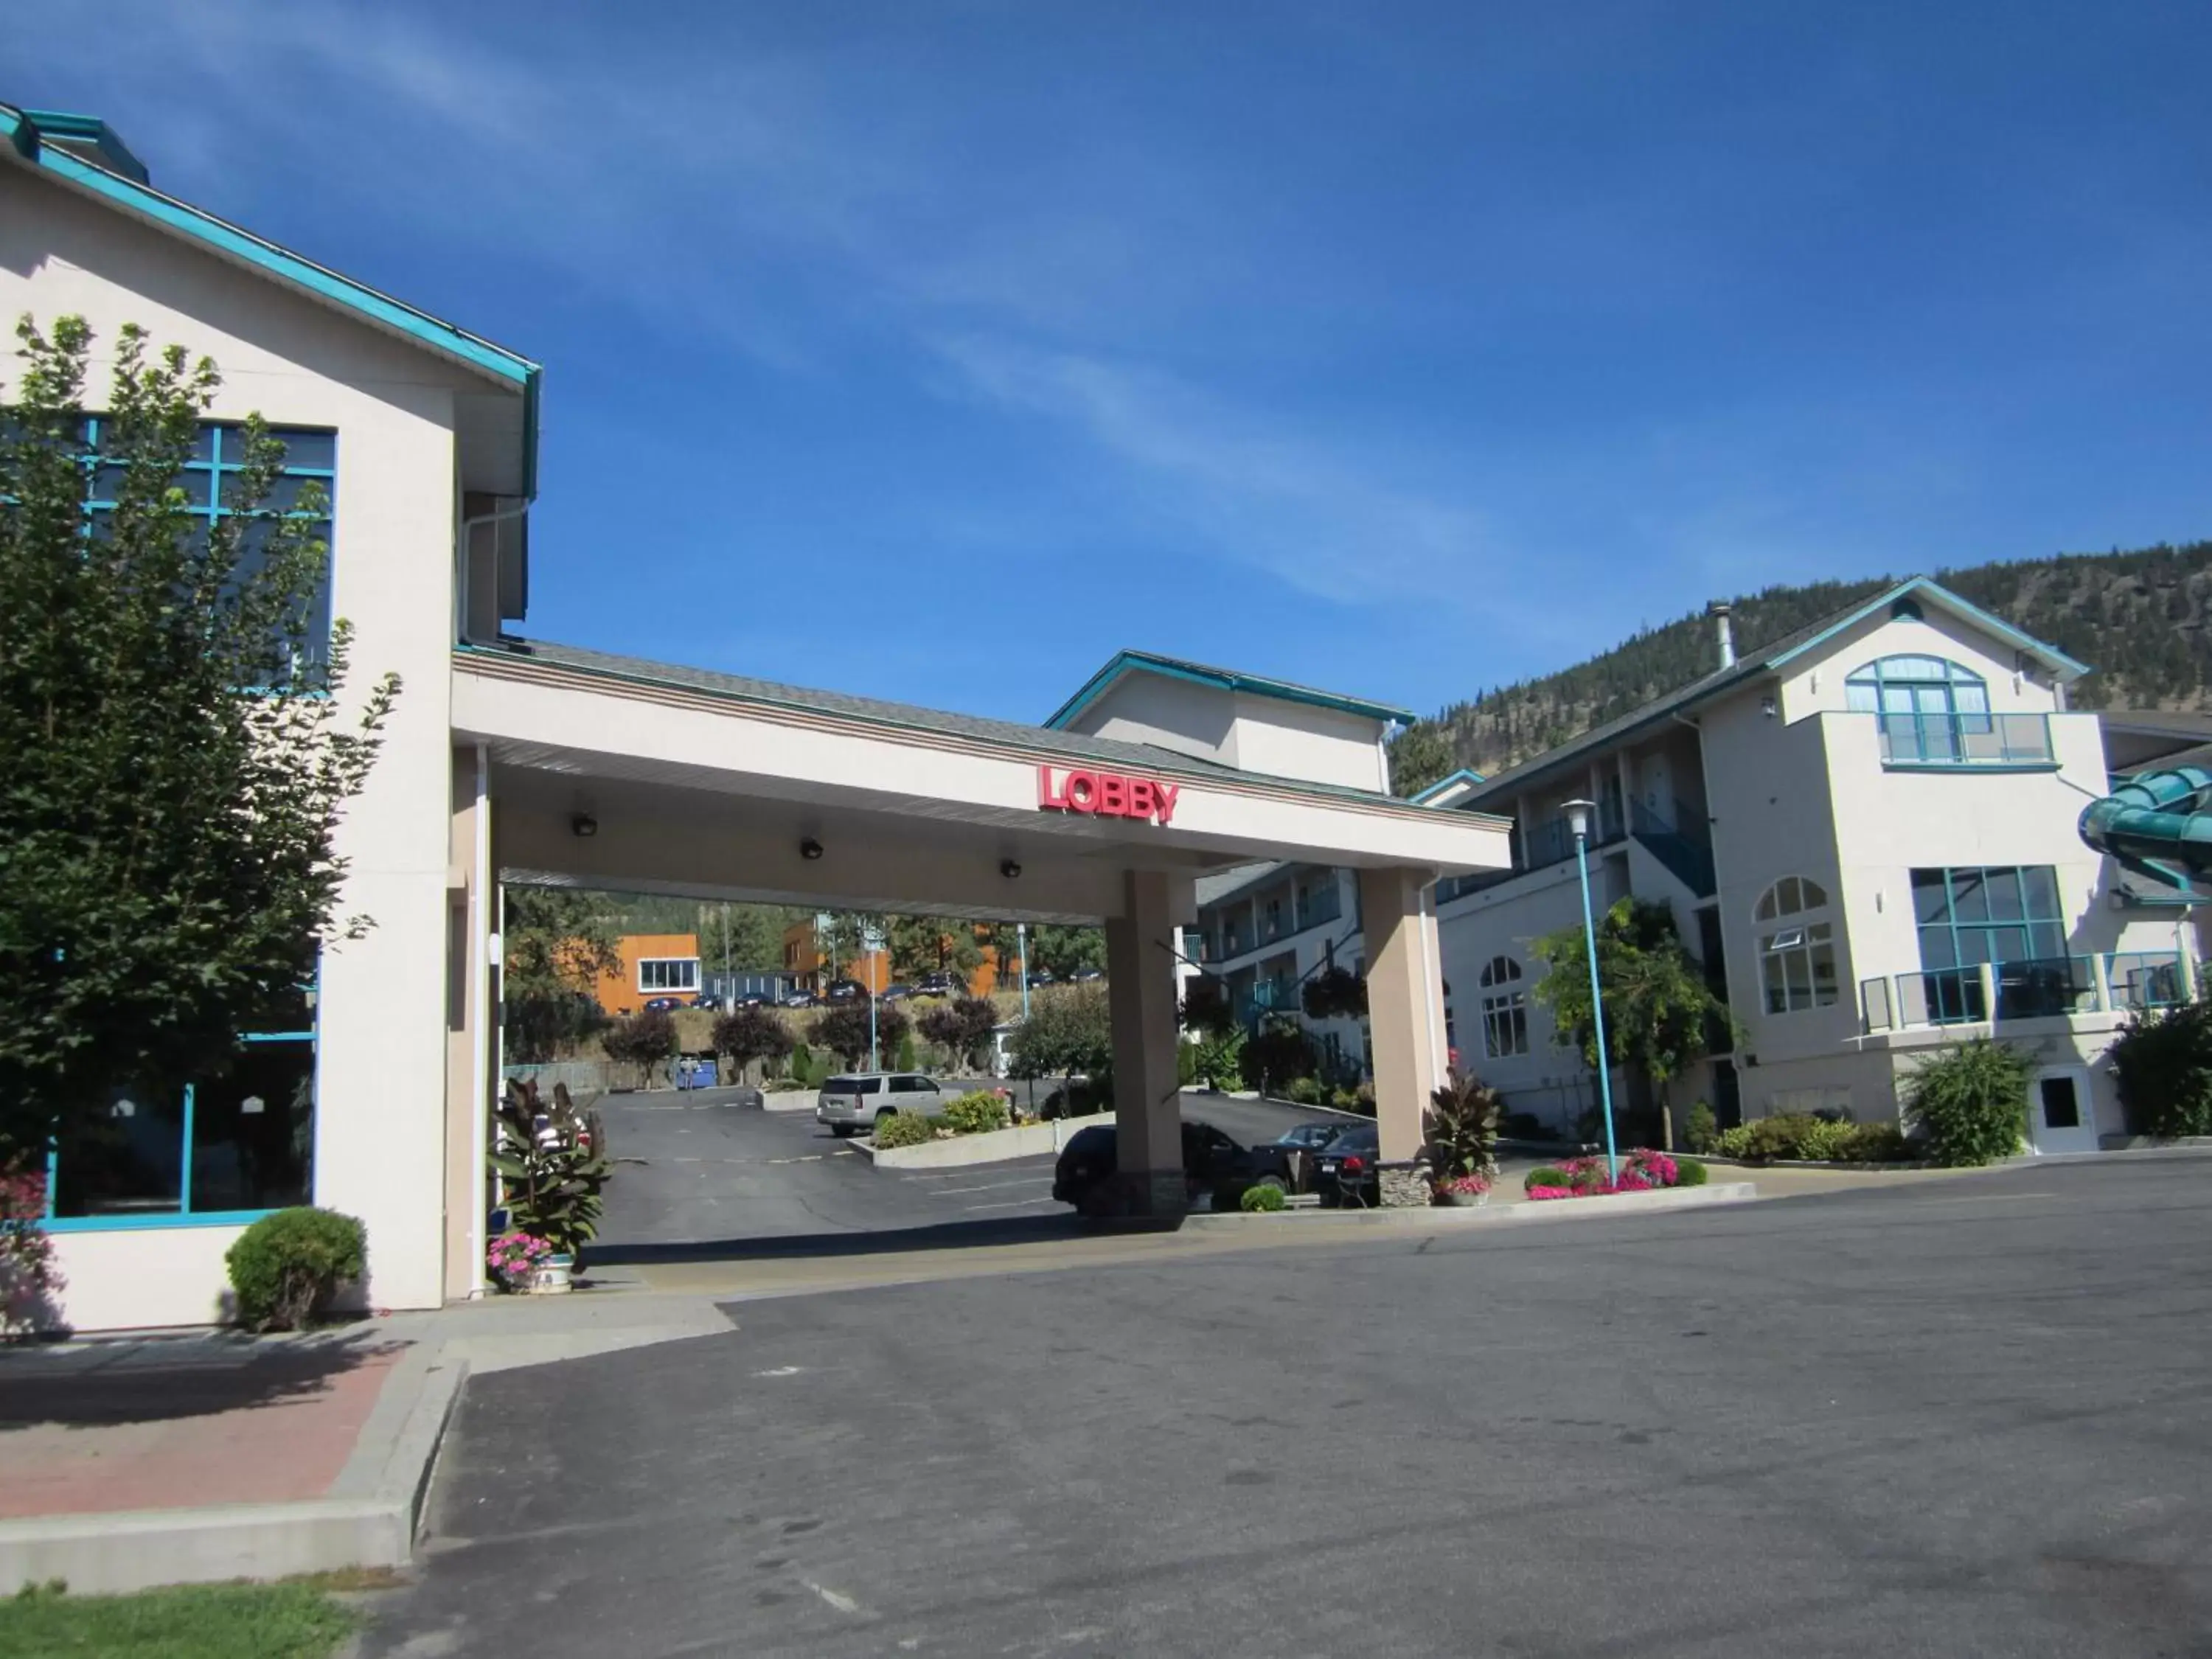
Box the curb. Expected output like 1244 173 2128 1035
1183 1182 1756 1231
0 1340 469 1596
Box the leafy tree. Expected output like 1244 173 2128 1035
502 886 621 1062
711 1004 795 1082
1187 1026 1246 1091
918 996 1001 1070
978 921 1022 992
1530 897 1736 1150
1903 1037 2031 1166
1239 1022 1318 1093
0 316 398 1158
1009 983 1113 1089
1028 924 1105 980
602 1009 678 1088
1386 720 1455 798
813 999 911 1068
888 916 985 984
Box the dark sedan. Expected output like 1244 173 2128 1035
1314 1123 1382 1207
1052 1120 1276 1214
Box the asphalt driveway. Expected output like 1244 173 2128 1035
369 1153 2212 1658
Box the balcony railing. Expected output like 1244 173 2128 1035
1875 712 2054 768
1861 950 2189 1032
1295 886 1342 933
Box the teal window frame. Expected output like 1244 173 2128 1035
73 415 338 656
44 992 319 1234
1846 655 1996 764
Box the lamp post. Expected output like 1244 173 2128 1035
1018 923 1032 1021
1562 799 1619 1181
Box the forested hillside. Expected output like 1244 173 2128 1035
1420 542 2212 781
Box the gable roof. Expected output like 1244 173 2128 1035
1410 767 1486 807
1046 648 1414 730
1454 577 2090 806
1 101 542 494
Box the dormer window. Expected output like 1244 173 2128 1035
1846 655 1993 764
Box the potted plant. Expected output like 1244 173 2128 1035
1424 1068 1502 1204
492 1079 612 1290
486 1228 556 1294
1439 1172 1491 1207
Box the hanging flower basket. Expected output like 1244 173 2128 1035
1301 967 1368 1021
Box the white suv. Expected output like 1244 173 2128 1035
815 1073 943 1136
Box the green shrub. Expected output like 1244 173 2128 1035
1674 1157 1709 1186
942 1091 1009 1135
895 1029 918 1072
1284 1075 1325 1106
1685 1101 1719 1154
1524 1165 1570 1193
1843 1121 1911 1163
226 1207 366 1332
1905 1037 2032 1166
2109 1000 2212 1137
1239 1182 1287 1212
1189 1026 1246 1091
790 1042 815 1088
869 1111 941 1149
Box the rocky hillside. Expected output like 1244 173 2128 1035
1429 542 2212 779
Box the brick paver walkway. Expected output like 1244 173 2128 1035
0 1335 404 1517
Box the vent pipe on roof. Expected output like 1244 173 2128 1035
1707 601 1736 670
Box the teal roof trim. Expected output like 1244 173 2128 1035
1046 649 1414 730
1767 577 2090 681
2 103 541 492
21 109 147 183
1411 768 1486 805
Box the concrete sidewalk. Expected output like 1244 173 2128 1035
0 1292 734 1595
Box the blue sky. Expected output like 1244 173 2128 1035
12 1 2211 723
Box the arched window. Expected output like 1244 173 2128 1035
1846 656 1992 763
1753 878 1837 1014
1478 955 1528 1059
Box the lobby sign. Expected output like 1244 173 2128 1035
1036 765 1182 825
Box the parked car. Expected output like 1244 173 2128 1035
1051 1119 1273 1212
815 1072 944 1137
824 978 870 1004
1071 968 1105 983
1314 1123 1381 1207
736 992 769 1008
913 973 964 998
641 995 686 1013
1026 970 1057 989
1271 1121 1351 1153
880 982 914 1003
693 994 724 1012
781 992 817 1008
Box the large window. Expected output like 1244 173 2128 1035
48 992 316 1229
1845 656 1990 763
639 958 700 992
1755 877 1838 1014
1479 956 1528 1059
1912 867 2065 969
77 417 338 655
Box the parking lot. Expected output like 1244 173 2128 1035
373 1152 2212 1657
588 1083 1373 1258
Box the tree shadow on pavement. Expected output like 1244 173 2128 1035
0 1329 403 1430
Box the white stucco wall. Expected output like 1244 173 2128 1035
3 161 493 1326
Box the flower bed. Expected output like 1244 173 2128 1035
1524 1150 1705 1200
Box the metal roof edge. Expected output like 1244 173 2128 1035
1 102 541 489
1045 650 1416 731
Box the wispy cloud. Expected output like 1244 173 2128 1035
929 335 1497 606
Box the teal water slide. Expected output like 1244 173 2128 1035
2079 767 2212 897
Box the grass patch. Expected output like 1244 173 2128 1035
0 1579 355 1658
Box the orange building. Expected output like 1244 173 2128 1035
592 932 703 1016
779 919 1008 995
